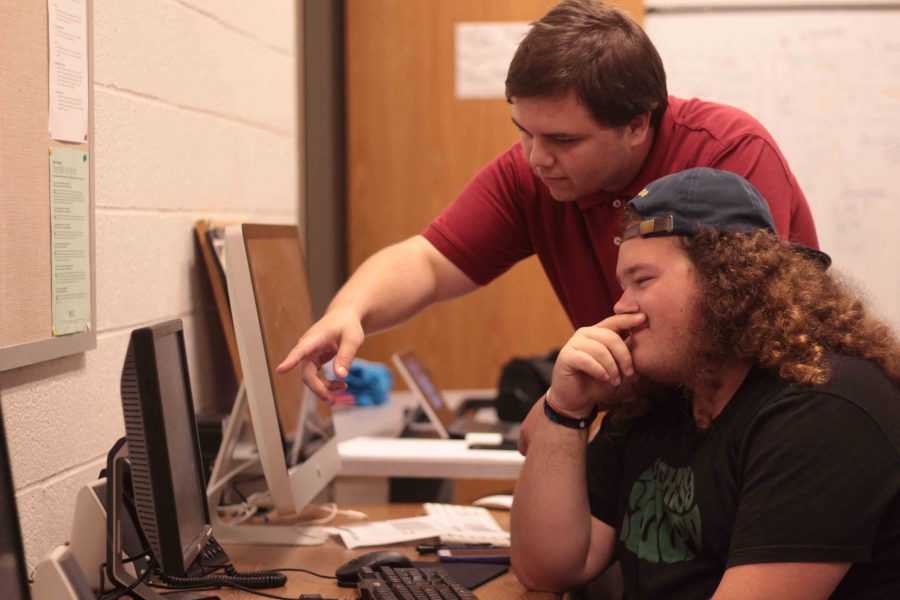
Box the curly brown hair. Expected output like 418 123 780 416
683 227 899 388
605 221 899 434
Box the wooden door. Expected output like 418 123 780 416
345 0 644 390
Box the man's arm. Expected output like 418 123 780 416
511 399 617 592
712 562 851 600
277 235 478 399
511 314 646 592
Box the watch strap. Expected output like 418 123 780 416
543 396 598 430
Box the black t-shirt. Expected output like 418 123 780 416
587 354 900 599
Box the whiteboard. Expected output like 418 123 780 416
646 8 900 331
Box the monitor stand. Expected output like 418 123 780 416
205 383 328 546
106 443 217 600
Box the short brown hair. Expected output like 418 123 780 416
506 0 668 128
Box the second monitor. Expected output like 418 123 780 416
213 223 340 544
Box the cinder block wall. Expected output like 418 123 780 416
0 0 300 569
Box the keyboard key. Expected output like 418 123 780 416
357 565 479 600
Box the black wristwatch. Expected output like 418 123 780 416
543 397 599 430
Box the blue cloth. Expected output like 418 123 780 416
343 359 393 406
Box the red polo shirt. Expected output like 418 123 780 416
422 96 819 328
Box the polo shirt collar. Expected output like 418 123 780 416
574 99 674 212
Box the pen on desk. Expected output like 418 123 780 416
436 548 512 565
416 543 498 554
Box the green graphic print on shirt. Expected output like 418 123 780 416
620 458 702 563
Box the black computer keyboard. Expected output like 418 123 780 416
356 565 479 600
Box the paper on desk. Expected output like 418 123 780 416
328 514 509 549
328 515 445 549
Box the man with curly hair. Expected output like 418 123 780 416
511 168 900 598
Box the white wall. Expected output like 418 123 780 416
0 0 300 570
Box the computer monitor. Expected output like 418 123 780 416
118 319 212 576
0 403 31 600
223 223 340 519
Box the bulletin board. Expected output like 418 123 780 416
0 0 95 371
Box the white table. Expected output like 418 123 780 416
331 389 522 502
337 436 523 479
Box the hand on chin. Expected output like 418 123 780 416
598 373 641 410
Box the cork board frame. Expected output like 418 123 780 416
0 0 96 371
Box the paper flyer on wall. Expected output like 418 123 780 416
50 146 91 336
48 0 89 142
455 22 528 99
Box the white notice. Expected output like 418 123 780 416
48 0 89 142
455 22 529 100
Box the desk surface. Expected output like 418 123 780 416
219 503 556 600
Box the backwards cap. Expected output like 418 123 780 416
623 168 830 267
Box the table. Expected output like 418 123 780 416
331 390 522 504
331 388 497 440
219 503 558 599
337 437 523 479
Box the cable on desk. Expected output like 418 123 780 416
216 489 272 524
268 567 337 580
157 565 287 590
209 582 336 600
98 557 158 600
216 480 368 527
152 579 338 600
95 550 154 600
295 502 368 524
273 501 366 524
206 457 260 498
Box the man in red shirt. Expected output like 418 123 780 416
278 0 819 398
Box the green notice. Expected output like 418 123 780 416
50 147 90 336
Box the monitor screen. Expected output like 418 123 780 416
0 403 31 600
120 319 212 575
224 223 340 518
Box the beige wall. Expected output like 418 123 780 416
0 0 300 569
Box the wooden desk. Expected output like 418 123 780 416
219 503 557 599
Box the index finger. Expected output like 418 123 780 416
586 313 646 379
277 327 337 374
597 312 646 335
276 339 315 373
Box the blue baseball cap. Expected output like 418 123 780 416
623 168 830 267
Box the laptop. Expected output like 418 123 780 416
392 350 520 445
